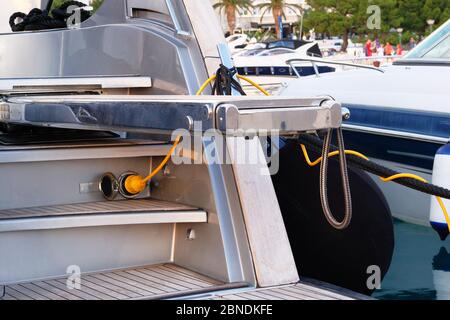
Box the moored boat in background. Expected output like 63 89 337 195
280 19 450 227
233 40 335 94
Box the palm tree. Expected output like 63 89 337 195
257 0 304 39
213 0 254 34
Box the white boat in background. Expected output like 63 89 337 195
226 33 253 54
318 38 364 57
233 40 336 94
232 38 397 95
280 19 450 228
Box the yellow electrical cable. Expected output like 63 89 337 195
144 135 182 183
237 75 271 96
381 174 450 232
125 72 269 196
195 74 271 96
300 144 450 232
195 75 217 96
124 136 182 195
300 144 369 166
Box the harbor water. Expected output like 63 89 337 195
374 219 450 300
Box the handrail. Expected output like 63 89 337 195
165 0 191 39
333 55 402 62
286 57 385 78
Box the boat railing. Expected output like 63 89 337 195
333 55 403 65
286 57 386 78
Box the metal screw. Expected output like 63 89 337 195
203 105 212 120
342 107 351 121
186 116 194 131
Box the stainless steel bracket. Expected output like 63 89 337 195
0 96 342 136
216 99 342 135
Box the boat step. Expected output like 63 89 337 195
0 76 152 95
0 199 207 232
211 279 372 300
0 264 228 300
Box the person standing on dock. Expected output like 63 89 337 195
377 44 385 57
409 37 417 50
384 42 393 56
365 39 373 57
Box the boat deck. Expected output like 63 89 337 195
0 264 367 300
0 264 230 300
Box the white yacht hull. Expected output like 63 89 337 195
369 158 432 227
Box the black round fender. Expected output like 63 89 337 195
271 139 395 295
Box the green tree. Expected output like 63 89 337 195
421 0 450 33
50 0 65 10
90 0 104 11
50 0 104 12
213 0 254 34
304 0 450 50
397 0 427 33
352 0 402 44
303 0 363 51
257 0 304 39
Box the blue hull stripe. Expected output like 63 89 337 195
345 104 450 140
342 130 441 171
237 66 335 77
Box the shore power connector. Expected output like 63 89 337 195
99 171 146 200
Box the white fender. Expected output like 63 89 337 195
430 143 450 240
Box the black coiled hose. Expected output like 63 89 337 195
319 128 353 230
298 133 450 200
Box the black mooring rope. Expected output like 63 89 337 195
9 1 91 32
212 65 246 96
297 133 450 200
